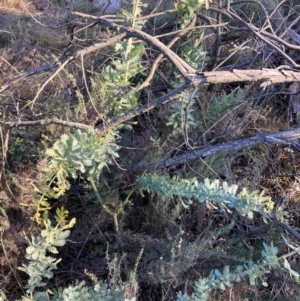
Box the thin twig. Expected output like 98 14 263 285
139 16 197 91
0 33 126 93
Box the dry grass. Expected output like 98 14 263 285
0 0 24 10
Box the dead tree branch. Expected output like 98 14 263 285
191 68 300 88
94 83 190 136
2 65 300 136
0 119 93 130
1 12 300 138
0 33 126 93
122 128 300 171
94 68 300 135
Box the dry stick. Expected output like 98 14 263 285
0 85 190 134
277 221 300 242
91 16 197 77
219 7 300 68
30 60 69 109
0 63 60 93
72 9 178 22
94 83 190 136
147 0 171 16
139 15 197 91
2 68 300 134
259 27 300 51
213 38 252 71
95 67 300 135
3 13 299 94
1 17 300 134
270 0 288 36
69 14 196 76
1 57 21 75
0 127 10 181
80 55 101 116
0 16 195 93
280 15 300 40
191 68 300 88
208 0 222 71
197 12 218 34
29 31 122 108
0 119 94 130
0 33 126 93
270 211 300 243
154 22 228 39
230 0 275 35
122 127 300 171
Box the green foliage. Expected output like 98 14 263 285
175 0 211 27
107 40 145 87
97 0 146 120
166 35 206 137
144 220 236 289
105 247 143 299
0 209 137 301
53 280 125 301
137 174 279 220
32 129 119 226
91 40 145 119
200 89 244 130
46 129 118 181
18 209 75 294
167 89 200 137
118 0 147 29
137 174 297 300
0 280 126 301
176 242 300 301
2 1 300 300
182 33 207 71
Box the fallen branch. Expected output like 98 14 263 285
94 83 190 136
0 33 126 93
191 68 300 89
2 65 300 136
122 128 300 171
1 15 300 137
94 67 300 135
0 119 93 130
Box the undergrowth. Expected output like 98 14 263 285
1 0 300 300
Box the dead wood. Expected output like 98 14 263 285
122 128 300 171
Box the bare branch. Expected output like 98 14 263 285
138 15 197 91
94 83 190 136
94 68 300 135
287 28 300 45
0 119 93 130
90 16 197 76
191 68 300 89
123 128 300 171
0 33 126 93
0 127 10 181
227 12 300 68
